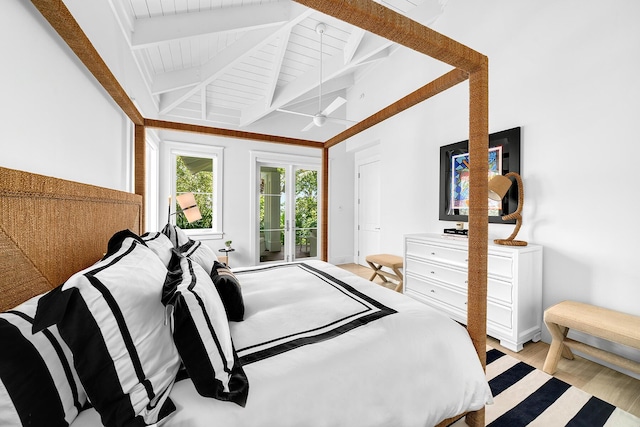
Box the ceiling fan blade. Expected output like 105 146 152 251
301 121 316 132
276 108 315 119
326 117 357 126
321 96 347 116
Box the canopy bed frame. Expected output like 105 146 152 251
15 1 490 425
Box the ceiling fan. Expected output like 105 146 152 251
277 23 355 132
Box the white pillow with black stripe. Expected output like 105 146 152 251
178 239 218 275
162 223 190 248
163 252 249 406
0 293 87 427
141 231 174 267
33 230 181 427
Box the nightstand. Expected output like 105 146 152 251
218 248 235 266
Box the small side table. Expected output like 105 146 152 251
218 248 235 266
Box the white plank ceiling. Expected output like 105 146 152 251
106 0 448 140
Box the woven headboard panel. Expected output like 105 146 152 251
0 167 142 312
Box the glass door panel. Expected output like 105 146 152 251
294 168 318 259
259 167 285 262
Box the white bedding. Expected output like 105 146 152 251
73 261 491 427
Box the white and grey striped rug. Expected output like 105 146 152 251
451 347 640 426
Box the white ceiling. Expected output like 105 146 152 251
105 0 448 141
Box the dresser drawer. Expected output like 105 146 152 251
406 275 513 330
405 274 467 311
405 257 466 290
406 240 468 266
488 254 513 279
487 301 512 329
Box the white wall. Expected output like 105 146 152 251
0 1 131 191
336 0 640 369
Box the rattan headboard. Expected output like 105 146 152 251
0 166 142 312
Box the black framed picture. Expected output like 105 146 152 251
439 127 521 224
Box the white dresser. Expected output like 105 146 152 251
403 233 543 352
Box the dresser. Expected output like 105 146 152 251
403 233 543 352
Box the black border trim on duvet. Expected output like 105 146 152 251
234 263 397 365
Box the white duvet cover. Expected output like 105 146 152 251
73 261 492 427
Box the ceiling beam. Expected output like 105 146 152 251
241 32 392 126
294 0 486 73
144 119 323 148
131 3 292 50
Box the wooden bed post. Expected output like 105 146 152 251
321 146 329 261
134 124 146 233
464 59 489 427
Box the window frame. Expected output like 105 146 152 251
162 141 224 239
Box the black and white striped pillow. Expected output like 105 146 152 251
163 252 249 406
178 239 218 275
33 230 181 427
161 223 190 248
141 231 174 267
0 294 87 427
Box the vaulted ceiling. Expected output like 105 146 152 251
104 0 448 141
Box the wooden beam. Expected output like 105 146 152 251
325 68 469 148
321 147 329 261
134 124 146 232
293 0 485 73
463 59 489 427
144 119 323 149
31 0 144 126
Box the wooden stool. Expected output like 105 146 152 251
365 254 403 293
543 300 640 375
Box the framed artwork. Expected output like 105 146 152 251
439 127 521 224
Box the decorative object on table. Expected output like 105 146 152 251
488 171 527 246
439 127 521 224
443 228 468 236
167 193 202 224
225 240 232 249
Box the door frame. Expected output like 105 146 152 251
249 150 322 265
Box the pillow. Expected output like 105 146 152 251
33 230 181 427
141 231 174 267
210 261 245 322
163 252 249 406
161 223 190 248
1 294 87 427
178 239 218 275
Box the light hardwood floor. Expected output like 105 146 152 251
337 263 640 417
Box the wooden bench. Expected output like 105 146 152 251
543 300 640 375
365 254 403 293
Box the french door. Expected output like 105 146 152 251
257 156 320 264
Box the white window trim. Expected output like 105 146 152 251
161 141 224 239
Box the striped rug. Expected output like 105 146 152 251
451 347 640 426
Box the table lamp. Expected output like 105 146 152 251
488 172 527 246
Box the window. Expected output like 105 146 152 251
164 143 223 237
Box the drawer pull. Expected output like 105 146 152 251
431 252 436 256
430 271 435 274
430 289 436 293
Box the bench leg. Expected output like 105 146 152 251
367 261 389 284
543 322 574 374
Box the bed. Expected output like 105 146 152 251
0 166 491 426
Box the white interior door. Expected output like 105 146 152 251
357 159 381 266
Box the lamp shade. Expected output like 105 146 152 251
488 175 513 201
176 192 202 223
